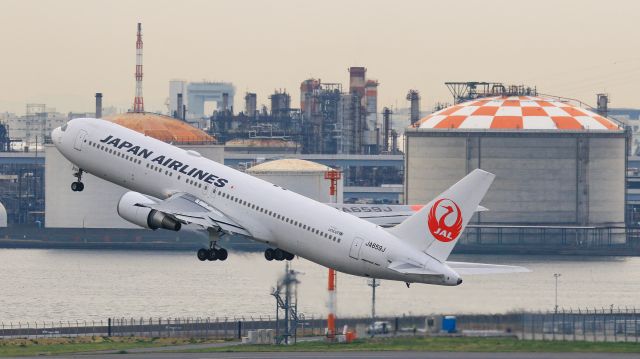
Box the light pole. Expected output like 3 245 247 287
367 278 380 336
554 273 562 313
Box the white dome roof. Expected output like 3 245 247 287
247 159 331 173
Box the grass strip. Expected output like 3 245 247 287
0 336 221 357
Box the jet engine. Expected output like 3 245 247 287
117 191 181 231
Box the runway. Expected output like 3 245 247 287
13 351 640 359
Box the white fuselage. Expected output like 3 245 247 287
52 118 460 285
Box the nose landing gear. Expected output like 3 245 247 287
264 248 294 261
71 168 85 192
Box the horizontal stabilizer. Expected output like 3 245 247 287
328 203 489 228
446 261 530 275
388 261 440 276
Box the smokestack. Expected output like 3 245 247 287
406 90 421 125
95 93 103 118
348 67 366 98
176 93 183 120
382 107 392 152
245 92 257 117
222 93 229 113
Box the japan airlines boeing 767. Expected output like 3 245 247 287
51 118 527 286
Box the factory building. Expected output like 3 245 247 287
2 105 68 149
169 80 235 120
246 159 343 203
405 95 628 244
299 67 381 155
45 113 223 229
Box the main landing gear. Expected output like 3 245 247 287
197 228 228 262
264 248 294 261
71 168 85 192
197 246 228 261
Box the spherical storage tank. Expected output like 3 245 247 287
247 159 343 203
405 96 628 243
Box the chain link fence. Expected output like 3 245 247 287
1 308 638 343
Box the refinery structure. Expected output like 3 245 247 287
0 22 639 254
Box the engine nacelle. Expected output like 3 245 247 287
117 191 181 231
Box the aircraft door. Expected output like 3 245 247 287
349 237 364 259
73 130 87 151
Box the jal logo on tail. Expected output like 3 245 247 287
427 198 463 243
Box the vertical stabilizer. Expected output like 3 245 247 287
387 169 494 262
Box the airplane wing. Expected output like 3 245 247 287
446 261 530 275
135 192 252 236
327 204 488 227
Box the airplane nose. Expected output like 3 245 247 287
51 127 62 146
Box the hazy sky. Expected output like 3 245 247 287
1 0 639 115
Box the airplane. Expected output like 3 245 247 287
51 118 528 286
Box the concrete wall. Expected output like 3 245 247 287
406 131 627 227
45 144 224 228
588 137 626 225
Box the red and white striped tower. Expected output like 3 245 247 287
133 22 144 113
324 170 342 338
327 268 337 338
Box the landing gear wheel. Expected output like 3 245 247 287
71 168 85 192
264 248 274 261
274 248 285 261
284 252 294 261
207 249 218 261
216 248 228 261
197 248 208 261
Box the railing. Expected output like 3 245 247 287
1 308 638 343
461 226 632 248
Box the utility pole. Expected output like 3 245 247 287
554 273 562 313
368 278 380 335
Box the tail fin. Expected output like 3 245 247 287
387 169 495 262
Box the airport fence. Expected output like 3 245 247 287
0 308 638 343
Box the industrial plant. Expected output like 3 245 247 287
0 22 639 256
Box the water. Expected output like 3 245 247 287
0 249 639 322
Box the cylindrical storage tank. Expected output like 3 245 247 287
405 95 628 244
0 202 7 227
247 159 343 203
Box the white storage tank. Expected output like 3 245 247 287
247 159 343 203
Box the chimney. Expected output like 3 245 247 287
222 93 229 113
95 93 103 118
176 93 183 120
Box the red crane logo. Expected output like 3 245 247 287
428 198 463 243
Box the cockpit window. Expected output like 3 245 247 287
61 123 68 132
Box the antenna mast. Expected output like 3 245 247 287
133 22 144 112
